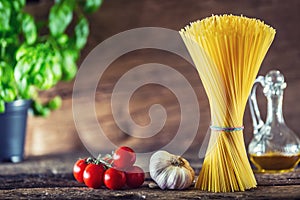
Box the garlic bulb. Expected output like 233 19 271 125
149 150 195 190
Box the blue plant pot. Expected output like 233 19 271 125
0 100 31 163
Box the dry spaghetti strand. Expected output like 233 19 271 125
179 15 275 192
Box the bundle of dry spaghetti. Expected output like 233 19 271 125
179 15 275 192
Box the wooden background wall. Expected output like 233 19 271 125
25 0 300 158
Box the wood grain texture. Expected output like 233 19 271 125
24 0 300 157
0 152 299 199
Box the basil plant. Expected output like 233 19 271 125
0 0 102 115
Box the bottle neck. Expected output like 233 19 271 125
265 94 285 124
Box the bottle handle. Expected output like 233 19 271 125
248 76 265 134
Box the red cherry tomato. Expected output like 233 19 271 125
73 158 88 183
113 146 136 170
83 163 106 189
104 168 126 190
125 166 145 188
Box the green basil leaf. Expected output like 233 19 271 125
0 61 17 101
21 87 31 99
32 101 50 117
33 62 55 90
33 73 43 88
1 61 14 83
57 34 69 45
49 0 75 37
16 44 31 60
47 96 62 110
30 57 43 75
68 48 79 61
83 0 103 13
12 0 25 11
62 51 77 81
14 57 32 81
42 64 55 89
0 0 11 31
74 17 89 50
22 13 37 44
63 61 77 81
0 100 5 113
0 61 9 75
1 88 16 102
17 76 31 99
51 61 62 81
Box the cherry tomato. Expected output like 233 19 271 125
113 146 136 170
104 168 126 190
83 163 106 189
125 166 145 188
73 158 88 183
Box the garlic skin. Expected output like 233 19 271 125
149 150 195 190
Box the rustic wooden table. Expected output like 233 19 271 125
0 152 299 199
5 1 299 199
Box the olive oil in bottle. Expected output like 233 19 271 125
250 153 300 173
248 71 300 173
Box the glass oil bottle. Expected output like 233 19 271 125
248 70 300 173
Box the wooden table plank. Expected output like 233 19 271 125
0 153 299 199
1 182 300 199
